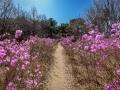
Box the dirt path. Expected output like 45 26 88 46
44 43 75 90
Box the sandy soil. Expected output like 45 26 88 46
44 43 75 90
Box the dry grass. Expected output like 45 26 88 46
30 43 57 89
65 48 120 90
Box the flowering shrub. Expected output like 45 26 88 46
61 23 120 90
0 46 6 60
6 82 16 90
0 31 56 90
15 30 23 39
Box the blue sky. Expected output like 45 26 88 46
13 0 92 24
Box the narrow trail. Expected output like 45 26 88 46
44 43 75 90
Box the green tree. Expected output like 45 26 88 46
47 18 57 38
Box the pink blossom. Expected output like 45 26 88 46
112 23 118 29
116 69 120 75
95 34 104 40
114 79 120 86
21 64 26 70
10 59 17 66
104 84 116 90
84 46 89 50
88 30 95 35
15 30 23 38
6 82 16 90
0 47 6 59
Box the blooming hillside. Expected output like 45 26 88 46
61 23 120 90
0 30 56 90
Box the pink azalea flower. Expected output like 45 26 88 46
15 30 23 38
116 69 120 75
6 82 16 90
0 47 6 60
104 84 116 90
114 79 120 86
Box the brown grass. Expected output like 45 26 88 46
65 48 120 90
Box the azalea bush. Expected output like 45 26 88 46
61 23 120 90
0 30 57 90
